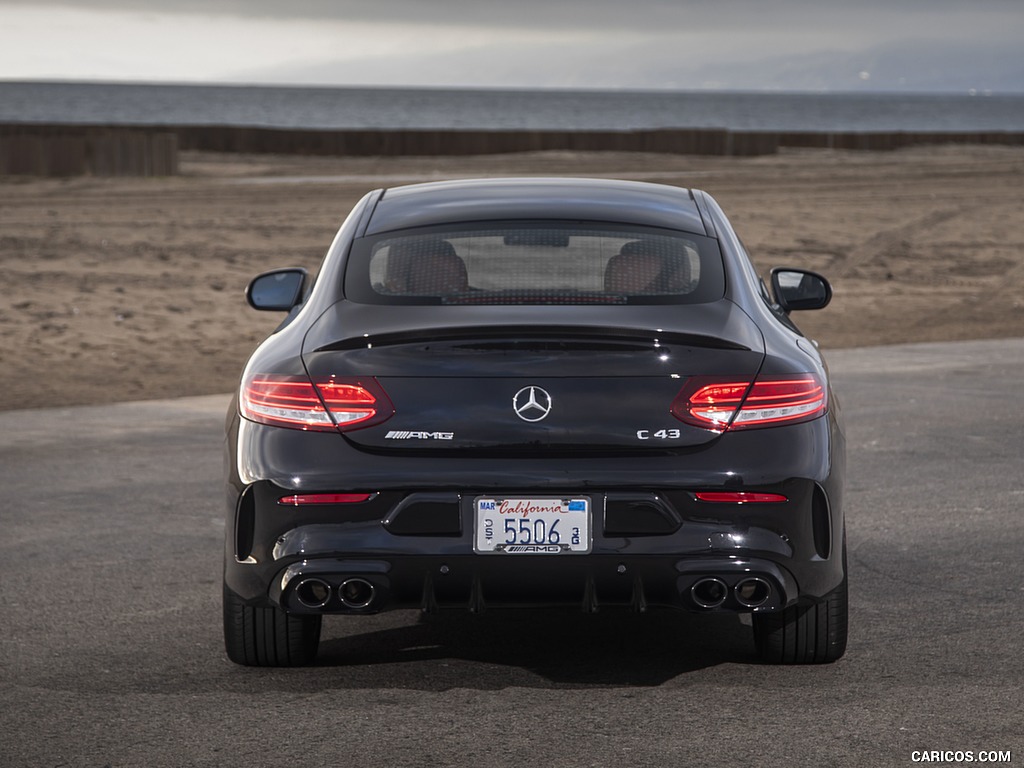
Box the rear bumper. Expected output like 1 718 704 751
224 412 845 615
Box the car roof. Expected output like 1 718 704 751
365 177 708 236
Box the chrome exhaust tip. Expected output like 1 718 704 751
338 578 375 609
690 577 729 609
294 578 332 609
734 577 772 608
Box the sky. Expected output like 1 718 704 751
1 0 1022 92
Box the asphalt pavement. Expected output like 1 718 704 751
1 338 1022 767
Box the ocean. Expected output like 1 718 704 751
2 81 1024 133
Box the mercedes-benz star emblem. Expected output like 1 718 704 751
513 386 553 422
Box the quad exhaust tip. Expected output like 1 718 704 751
734 577 772 608
294 578 332 609
690 577 729 609
338 578 375 609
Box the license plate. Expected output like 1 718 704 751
474 497 591 554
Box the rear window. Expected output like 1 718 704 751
343 223 725 305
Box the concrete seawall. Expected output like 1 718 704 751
3 123 1022 176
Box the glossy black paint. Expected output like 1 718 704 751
225 178 846 660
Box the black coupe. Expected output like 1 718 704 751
224 177 846 666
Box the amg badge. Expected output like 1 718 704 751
385 431 455 440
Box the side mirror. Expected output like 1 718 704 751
770 268 832 312
246 268 308 311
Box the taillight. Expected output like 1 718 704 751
241 374 393 432
672 373 826 431
673 380 750 430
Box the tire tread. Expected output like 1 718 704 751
223 584 321 666
753 575 848 664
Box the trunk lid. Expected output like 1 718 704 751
302 302 764 452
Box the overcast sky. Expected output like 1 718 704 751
1 0 1022 92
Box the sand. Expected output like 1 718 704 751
1 145 1022 411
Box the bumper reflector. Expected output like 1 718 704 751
694 492 788 504
278 493 374 506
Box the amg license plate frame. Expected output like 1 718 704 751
473 496 591 554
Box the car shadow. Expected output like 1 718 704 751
312 608 757 689
27 606 760 696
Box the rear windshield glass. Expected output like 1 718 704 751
344 223 725 305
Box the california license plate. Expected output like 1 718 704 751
473 497 591 554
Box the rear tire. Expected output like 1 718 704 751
753 545 848 664
223 583 322 666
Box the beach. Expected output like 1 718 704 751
2 144 1022 411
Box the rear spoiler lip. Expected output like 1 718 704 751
311 324 752 352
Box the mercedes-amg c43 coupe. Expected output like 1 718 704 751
223 177 847 666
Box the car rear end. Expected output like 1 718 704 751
224 180 846 666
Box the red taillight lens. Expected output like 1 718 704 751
731 375 826 429
241 374 393 432
672 373 826 431
672 380 751 430
315 379 380 427
242 375 334 431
